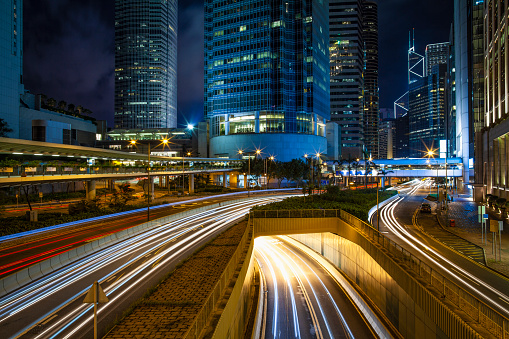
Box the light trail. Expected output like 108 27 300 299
0 195 291 338
379 183 509 318
256 237 360 339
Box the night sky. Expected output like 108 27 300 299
23 0 453 128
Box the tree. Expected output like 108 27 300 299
0 119 13 137
82 108 93 116
68 103 76 113
46 98 56 107
57 100 67 110
109 183 136 210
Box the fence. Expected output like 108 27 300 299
251 209 509 339
184 217 253 338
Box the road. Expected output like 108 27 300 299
378 180 509 325
0 195 293 338
256 236 376 339
0 190 296 280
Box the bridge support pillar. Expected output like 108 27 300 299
223 172 227 188
229 173 238 188
108 179 115 192
85 180 96 200
189 174 195 194
243 175 248 189
381 177 385 188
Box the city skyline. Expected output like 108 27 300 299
22 0 453 129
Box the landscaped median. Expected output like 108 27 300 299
104 218 257 339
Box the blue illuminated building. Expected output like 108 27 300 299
204 0 330 161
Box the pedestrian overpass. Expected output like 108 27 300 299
329 157 464 178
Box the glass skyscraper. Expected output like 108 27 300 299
0 0 23 138
114 0 178 130
204 0 330 162
329 0 364 159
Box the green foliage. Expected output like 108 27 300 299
108 183 136 210
252 188 397 221
0 118 13 137
68 198 102 215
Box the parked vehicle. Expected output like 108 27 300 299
421 203 431 213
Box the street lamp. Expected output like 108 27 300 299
238 149 261 197
427 150 440 202
182 151 192 196
264 156 275 190
130 137 170 221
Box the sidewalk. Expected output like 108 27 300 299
436 192 509 276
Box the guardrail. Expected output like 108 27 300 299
184 217 253 338
250 209 509 339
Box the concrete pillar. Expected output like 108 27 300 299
381 177 385 188
189 174 195 194
108 179 115 191
244 175 248 189
229 173 238 188
150 177 155 199
85 180 96 200
223 172 227 188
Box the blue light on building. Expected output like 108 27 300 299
204 0 330 161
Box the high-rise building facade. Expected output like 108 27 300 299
408 64 447 158
362 1 379 159
329 0 364 159
0 0 23 138
204 0 330 161
479 0 509 201
114 0 178 130
454 0 485 197
379 108 395 159
425 42 449 76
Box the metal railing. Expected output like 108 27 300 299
184 218 253 338
250 209 509 339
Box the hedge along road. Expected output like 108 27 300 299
0 189 300 282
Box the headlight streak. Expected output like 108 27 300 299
3 196 288 338
0 198 272 316
254 244 279 338
379 185 509 317
0 189 298 243
278 240 355 339
261 239 322 339
51 208 258 339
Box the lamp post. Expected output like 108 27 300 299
130 138 169 221
238 149 261 197
264 156 274 190
182 151 191 196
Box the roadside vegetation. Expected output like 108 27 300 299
252 186 397 221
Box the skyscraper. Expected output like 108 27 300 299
408 64 447 158
0 0 23 138
362 0 379 159
454 0 484 198
425 42 449 76
204 0 330 161
114 0 178 130
478 0 508 202
329 0 364 159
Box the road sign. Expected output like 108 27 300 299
499 221 504 231
483 214 489 220
490 220 499 233
482 205 486 214
83 282 108 304
39 192 43 198
478 206 482 223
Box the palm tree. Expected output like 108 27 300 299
378 168 394 188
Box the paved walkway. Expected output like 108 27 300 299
435 191 509 276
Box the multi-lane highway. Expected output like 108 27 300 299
256 236 377 339
0 195 291 338
378 180 509 327
0 191 293 280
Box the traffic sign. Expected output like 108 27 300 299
83 282 108 304
483 214 489 220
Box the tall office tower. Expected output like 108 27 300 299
362 1 379 159
0 0 23 138
379 108 395 159
479 0 509 201
408 64 447 158
454 0 484 198
204 0 330 161
330 0 364 159
425 42 449 76
394 113 409 158
114 0 178 130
